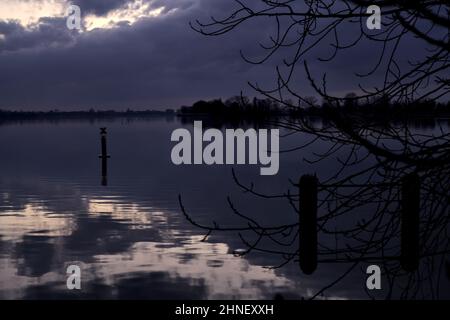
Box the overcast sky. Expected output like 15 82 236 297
0 0 436 110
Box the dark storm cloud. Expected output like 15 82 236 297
0 0 273 109
71 0 131 15
0 18 74 52
0 0 430 110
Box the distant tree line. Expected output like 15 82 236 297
1 96 449 121
0 108 175 120
179 96 284 118
180 95 450 119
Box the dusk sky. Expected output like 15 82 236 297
0 0 428 110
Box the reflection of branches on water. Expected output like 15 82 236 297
180 150 449 299
181 0 450 299
178 114 450 298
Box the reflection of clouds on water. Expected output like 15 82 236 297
0 192 305 299
0 118 365 299
0 180 307 299
4 118 445 299
85 196 168 228
0 201 75 241
90 238 296 299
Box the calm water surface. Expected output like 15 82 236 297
0 117 447 299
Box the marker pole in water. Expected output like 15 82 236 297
299 174 318 275
400 173 420 272
99 128 110 186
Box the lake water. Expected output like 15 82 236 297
0 116 448 299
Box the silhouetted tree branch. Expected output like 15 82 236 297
183 0 450 299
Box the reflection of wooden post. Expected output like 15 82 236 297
99 128 110 186
299 174 318 275
401 173 420 272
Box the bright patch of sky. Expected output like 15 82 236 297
0 0 166 31
84 1 165 31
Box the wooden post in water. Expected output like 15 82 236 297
99 128 110 186
299 174 318 275
400 173 420 272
